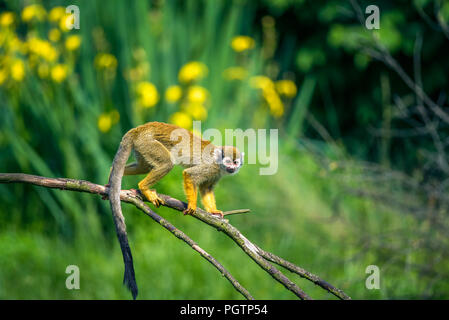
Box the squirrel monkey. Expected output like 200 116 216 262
108 121 244 299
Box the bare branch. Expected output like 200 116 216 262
0 173 351 300
256 248 352 300
350 0 449 125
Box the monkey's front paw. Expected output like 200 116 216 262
142 189 165 207
210 210 224 218
129 189 141 198
183 207 196 215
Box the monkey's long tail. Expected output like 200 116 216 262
108 130 138 299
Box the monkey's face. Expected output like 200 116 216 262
214 146 244 175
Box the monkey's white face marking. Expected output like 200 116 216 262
223 157 240 174
214 147 244 175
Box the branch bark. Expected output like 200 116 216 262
0 173 351 300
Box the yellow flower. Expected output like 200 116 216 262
37 63 49 79
165 85 182 103
231 35 255 52
0 12 15 27
94 53 117 70
28 38 58 62
136 81 159 108
275 80 297 98
22 4 46 22
187 85 208 104
65 35 81 51
263 90 284 117
98 113 112 133
250 76 284 117
170 112 192 129
59 13 74 32
223 66 247 80
184 103 207 120
49 6 65 22
178 61 208 83
11 59 25 82
51 64 68 83
0 68 8 85
250 75 275 91
8 36 27 54
49 28 61 42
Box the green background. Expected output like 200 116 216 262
1 0 448 299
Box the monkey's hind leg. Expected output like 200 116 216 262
200 184 223 218
182 170 198 215
136 141 173 207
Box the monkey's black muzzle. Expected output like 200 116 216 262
226 167 236 174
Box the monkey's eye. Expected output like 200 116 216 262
234 160 239 165
223 158 232 165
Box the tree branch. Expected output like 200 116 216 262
0 173 351 300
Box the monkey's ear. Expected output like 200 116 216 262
241 152 245 164
213 147 223 163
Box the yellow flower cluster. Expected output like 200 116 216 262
28 37 59 62
22 4 46 22
250 76 297 117
164 61 211 128
0 5 82 87
56 11 74 32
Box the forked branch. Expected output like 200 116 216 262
0 173 351 300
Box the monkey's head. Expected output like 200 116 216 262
214 146 244 175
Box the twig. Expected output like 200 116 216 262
0 173 351 300
222 209 250 216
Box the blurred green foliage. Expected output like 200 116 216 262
0 0 448 299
